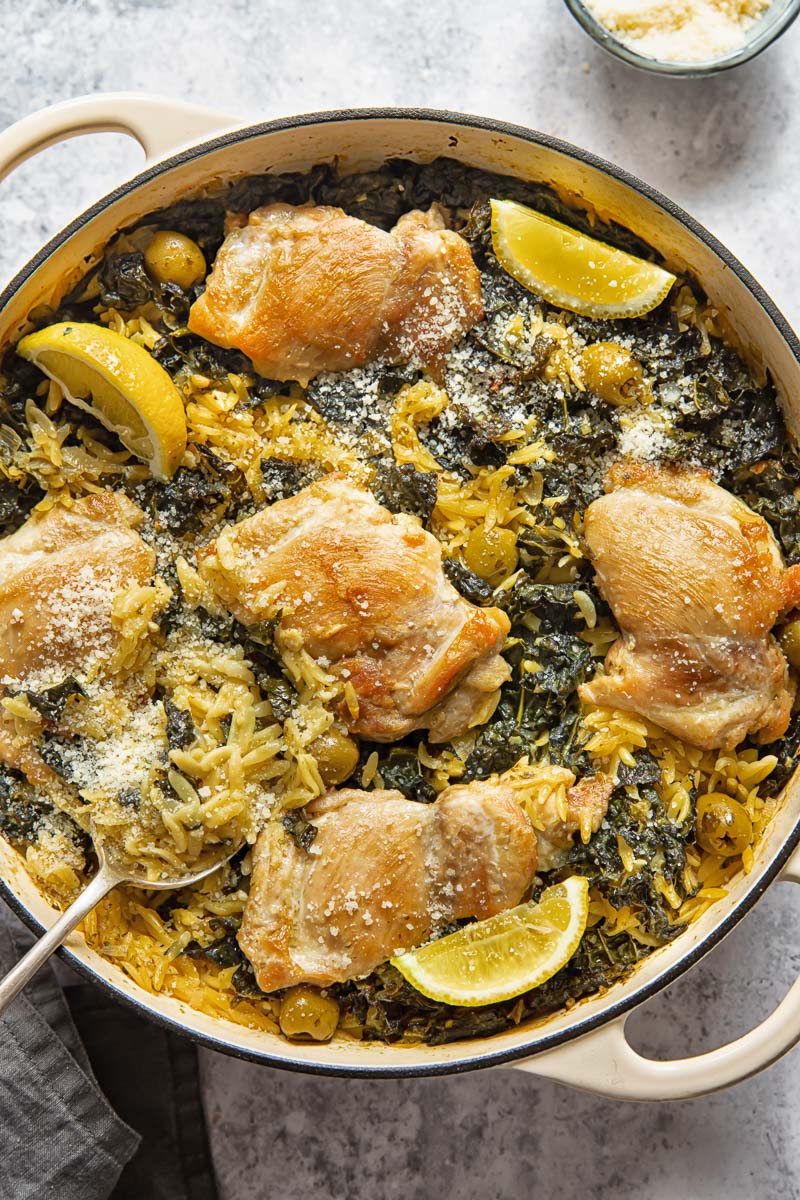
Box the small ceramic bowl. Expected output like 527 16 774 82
564 0 800 76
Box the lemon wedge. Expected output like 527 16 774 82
490 198 676 319
392 876 589 1007
17 322 187 480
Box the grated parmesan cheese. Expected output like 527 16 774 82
617 406 672 460
584 0 772 63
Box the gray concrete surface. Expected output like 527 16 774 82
1 2 800 1197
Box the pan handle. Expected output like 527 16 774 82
512 844 800 1100
0 92 238 183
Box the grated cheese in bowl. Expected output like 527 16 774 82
581 0 774 64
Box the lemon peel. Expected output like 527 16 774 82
392 876 589 1006
17 321 187 480
490 198 676 320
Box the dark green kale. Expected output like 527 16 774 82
569 763 696 943
727 456 800 563
152 766 193 803
467 582 598 779
181 909 267 998
97 251 195 321
332 937 642 1046
332 961 512 1044
0 475 43 536
24 677 86 722
133 198 227 259
0 764 88 858
420 410 509 477
305 365 408 437
197 610 298 721
0 352 47 437
185 933 243 968
38 734 84 783
137 445 250 535
98 251 156 307
616 750 662 788
514 428 615 571
412 165 653 259
442 557 493 605
184 917 244 969
117 787 141 810
152 330 283 403
260 676 296 724
281 808 318 851
231 958 266 998
260 459 309 503
671 354 783 476
372 461 438 524
370 747 437 804
0 766 53 846
757 709 800 797
163 697 195 750
225 165 332 219
495 579 608 628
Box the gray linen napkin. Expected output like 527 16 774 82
0 905 140 1200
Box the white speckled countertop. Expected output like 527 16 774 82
2 3 800 1197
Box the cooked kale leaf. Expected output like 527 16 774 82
116 787 141 810
24 677 85 722
281 808 318 851
570 768 695 943
98 251 193 321
0 475 42 536
373 461 438 523
373 747 437 804
0 764 88 858
164 697 195 750
138 446 250 535
727 457 800 564
442 557 493 605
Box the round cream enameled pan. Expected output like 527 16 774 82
1 95 800 1099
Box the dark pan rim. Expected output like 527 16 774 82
2 104 800 1078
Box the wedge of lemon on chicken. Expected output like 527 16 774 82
490 198 676 319
17 322 187 480
392 876 589 1006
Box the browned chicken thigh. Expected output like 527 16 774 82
187 203 484 385
0 492 154 784
579 462 800 750
238 778 538 990
0 492 154 686
198 475 511 742
239 769 610 990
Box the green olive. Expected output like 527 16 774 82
780 618 800 669
144 230 206 289
279 986 340 1041
581 342 649 407
311 726 360 786
695 792 753 858
463 524 519 584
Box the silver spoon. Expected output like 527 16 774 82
0 829 242 1015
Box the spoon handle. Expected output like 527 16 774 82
0 864 118 1015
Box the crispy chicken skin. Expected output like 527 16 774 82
198 475 511 742
0 492 154 685
238 779 539 990
579 462 800 750
187 203 484 385
0 492 154 785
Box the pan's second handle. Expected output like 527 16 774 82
512 844 800 1100
0 92 238 184
0 864 118 1015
